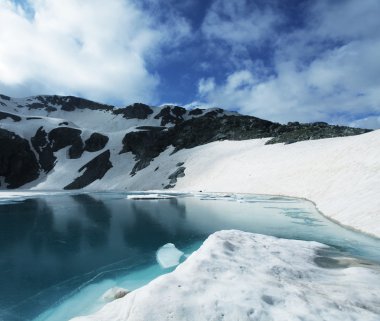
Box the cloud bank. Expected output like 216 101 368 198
1 0 379 127
197 0 380 128
0 0 189 104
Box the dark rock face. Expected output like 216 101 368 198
0 129 39 188
0 94 11 100
26 95 113 112
31 127 56 173
265 122 369 144
31 127 110 174
188 108 204 116
120 130 170 175
154 106 186 126
135 126 166 131
0 111 21 122
84 133 109 152
64 150 113 189
170 115 277 151
113 103 153 119
120 114 371 175
48 127 84 159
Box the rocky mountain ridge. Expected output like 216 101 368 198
0 94 371 190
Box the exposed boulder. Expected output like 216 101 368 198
0 129 40 188
64 150 113 189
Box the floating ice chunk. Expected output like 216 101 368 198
127 194 174 200
156 243 184 268
102 287 130 302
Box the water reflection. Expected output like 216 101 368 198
71 194 111 249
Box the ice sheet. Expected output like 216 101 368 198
71 230 380 321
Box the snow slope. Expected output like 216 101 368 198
71 230 380 321
85 130 380 238
170 130 380 238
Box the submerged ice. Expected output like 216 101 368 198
156 243 184 268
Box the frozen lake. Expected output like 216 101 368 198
0 191 379 321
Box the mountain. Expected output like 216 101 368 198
0 94 371 190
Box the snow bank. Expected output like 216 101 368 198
126 194 174 200
70 230 380 321
168 130 380 238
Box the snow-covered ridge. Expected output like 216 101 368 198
71 230 380 321
0 93 378 237
0 94 234 132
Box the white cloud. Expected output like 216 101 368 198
202 0 279 45
196 0 380 128
0 0 190 104
198 77 215 96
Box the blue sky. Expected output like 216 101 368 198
1 0 380 128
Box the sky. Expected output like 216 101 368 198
1 0 380 128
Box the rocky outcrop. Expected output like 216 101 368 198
84 133 109 152
48 127 84 159
0 129 39 188
120 114 370 175
113 103 153 119
26 95 113 112
0 94 11 100
188 108 204 116
0 111 21 122
165 166 186 189
265 122 369 144
154 106 186 126
64 150 113 189
120 129 169 175
31 128 108 173
31 127 56 173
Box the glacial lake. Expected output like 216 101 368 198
0 191 379 321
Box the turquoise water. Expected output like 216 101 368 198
0 191 379 321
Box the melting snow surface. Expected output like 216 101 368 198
71 230 380 321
